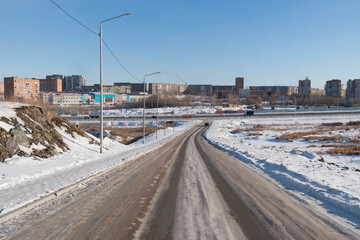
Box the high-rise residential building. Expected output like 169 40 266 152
346 79 360 100
40 78 62 92
325 79 342 98
63 75 86 90
298 77 311 95
235 77 244 91
4 77 40 99
46 74 85 90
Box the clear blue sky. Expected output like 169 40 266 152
1 0 360 89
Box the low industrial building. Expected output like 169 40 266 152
41 92 87 105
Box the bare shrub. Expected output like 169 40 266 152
346 121 360 126
321 122 343 127
248 132 262 136
276 131 320 141
323 144 360 155
107 127 156 144
304 135 343 142
327 148 360 155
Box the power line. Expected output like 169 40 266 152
50 0 98 36
102 40 141 82
49 0 141 82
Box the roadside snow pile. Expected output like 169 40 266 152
205 116 360 224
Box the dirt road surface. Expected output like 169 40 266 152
1 125 357 240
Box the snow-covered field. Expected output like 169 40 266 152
0 103 199 217
205 116 360 226
97 106 217 117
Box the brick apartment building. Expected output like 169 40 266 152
4 77 40 99
0 82 4 95
40 78 62 92
235 77 244 91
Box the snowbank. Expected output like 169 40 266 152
204 116 360 225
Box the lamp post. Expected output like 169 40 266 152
143 72 160 144
156 85 159 139
99 13 130 153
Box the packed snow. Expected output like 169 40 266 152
204 116 360 226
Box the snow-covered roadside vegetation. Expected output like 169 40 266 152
205 116 360 226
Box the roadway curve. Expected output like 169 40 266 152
2 125 356 240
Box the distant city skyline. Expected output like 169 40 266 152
1 0 360 89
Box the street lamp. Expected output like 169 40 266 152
143 72 160 144
156 84 160 139
99 13 130 153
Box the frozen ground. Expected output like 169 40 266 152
205 116 360 227
0 102 199 216
95 106 218 117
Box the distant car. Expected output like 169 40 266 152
244 110 254 116
84 116 91 119
152 115 158 118
204 122 210 127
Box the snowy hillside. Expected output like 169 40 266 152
0 102 98 162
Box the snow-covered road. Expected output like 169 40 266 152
2 124 358 239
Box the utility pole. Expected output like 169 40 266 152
99 13 130 153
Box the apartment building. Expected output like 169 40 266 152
235 77 244 91
346 79 360 100
149 83 188 95
249 86 297 97
4 77 40 99
40 78 62 92
47 74 85 91
0 82 4 95
184 85 213 95
298 77 311 95
325 79 342 98
63 75 86 90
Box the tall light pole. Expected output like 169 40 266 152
143 72 160 144
99 13 130 153
156 84 160 139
